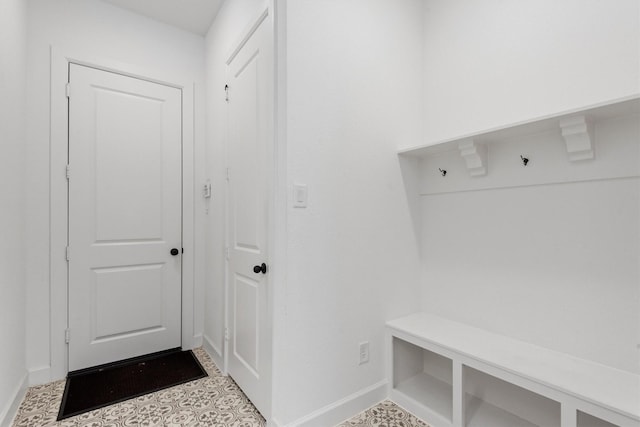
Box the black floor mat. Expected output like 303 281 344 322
57 348 208 420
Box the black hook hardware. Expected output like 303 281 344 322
520 155 529 166
439 168 447 177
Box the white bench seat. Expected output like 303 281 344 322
386 312 640 427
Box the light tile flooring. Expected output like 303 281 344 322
12 349 427 427
337 401 429 427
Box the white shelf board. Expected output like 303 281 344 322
394 372 453 422
386 313 640 421
466 396 539 427
397 95 640 157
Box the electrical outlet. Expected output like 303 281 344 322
359 341 370 365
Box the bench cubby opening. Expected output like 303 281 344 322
392 336 453 422
464 365 561 427
577 411 619 427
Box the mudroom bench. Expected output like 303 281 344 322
386 313 639 427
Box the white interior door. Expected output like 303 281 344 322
68 64 182 371
227 12 273 416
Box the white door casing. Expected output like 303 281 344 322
226 10 273 417
68 64 183 371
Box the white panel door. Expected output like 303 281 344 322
68 64 182 371
227 12 273 416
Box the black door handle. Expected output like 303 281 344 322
253 263 267 274
170 248 180 256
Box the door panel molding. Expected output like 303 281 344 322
226 8 269 66
49 45 198 381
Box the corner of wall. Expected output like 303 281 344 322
284 381 387 427
28 366 51 387
202 334 224 373
192 334 204 350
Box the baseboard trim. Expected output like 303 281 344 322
28 365 51 386
286 380 387 427
192 334 203 349
202 334 224 373
0 373 28 427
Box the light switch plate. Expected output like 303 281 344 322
203 180 212 198
293 183 307 208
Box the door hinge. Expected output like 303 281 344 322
65 83 71 98
224 327 229 341
65 328 70 344
65 246 70 261
224 84 229 102
66 164 71 180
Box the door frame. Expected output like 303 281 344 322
50 46 198 380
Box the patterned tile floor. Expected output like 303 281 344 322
12 348 265 427
12 349 427 427
338 401 429 427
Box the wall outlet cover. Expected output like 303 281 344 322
359 341 370 365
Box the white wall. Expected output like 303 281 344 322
419 0 640 373
0 0 28 422
274 1 424 424
420 117 640 373
202 0 266 371
25 0 206 382
422 0 640 143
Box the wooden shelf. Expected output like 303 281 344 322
398 95 640 159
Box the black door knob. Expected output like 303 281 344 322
253 263 267 274
170 248 180 256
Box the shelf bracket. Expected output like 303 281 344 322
458 139 487 177
560 115 594 161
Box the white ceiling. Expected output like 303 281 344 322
101 0 225 35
